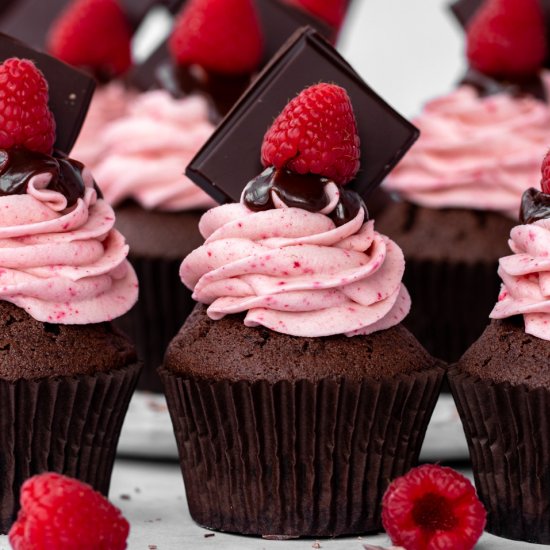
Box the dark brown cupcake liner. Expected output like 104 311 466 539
0 362 141 534
114 255 195 392
160 365 443 537
449 366 550 544
403 259 500 363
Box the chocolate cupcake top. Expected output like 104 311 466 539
0 57 138 324
489 154 550 340
180 83 411 337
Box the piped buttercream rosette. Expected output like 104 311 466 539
491 217 550 339
0 167 138 324
181 179 410 337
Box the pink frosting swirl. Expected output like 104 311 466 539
385 84 550 217
180 184 410 337
0 169 138 324
72 82 136 168
491 218 550 340
90 90 216 211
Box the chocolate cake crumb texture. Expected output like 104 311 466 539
457 318 550 389
165 305 438 383
376 202 514 263
0 301 136 381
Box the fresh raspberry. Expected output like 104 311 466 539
261 83 360 185
169 0 263 74
8 473 129 550
382 465 486 550
541 150 550 194
0 58 56 154
48 0 132 79
466 0 546 78
286 0 348 28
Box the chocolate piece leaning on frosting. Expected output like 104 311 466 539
0 33 95 154
186 27 419 209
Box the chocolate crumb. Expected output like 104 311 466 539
148 545 158 549
204 533 215 538
120 494 131 500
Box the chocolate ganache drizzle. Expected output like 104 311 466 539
520 187 550 224
243 167 368 226
0 147 90 207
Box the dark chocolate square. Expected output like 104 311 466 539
186 27 419 205
0 33 95 154
0 0 69 50
449 0 484 28
254 0 335 63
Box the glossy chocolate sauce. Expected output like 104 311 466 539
243 167 367 226
520 187 550 224
462 68 547 102
0 148 87 207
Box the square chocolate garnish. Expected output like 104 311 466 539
0 33 95 154
186 27 419 204
449 0 484 28
254 0 335 63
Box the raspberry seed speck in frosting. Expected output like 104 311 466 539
0 57 137 324
180 83 411 337
490 152 550 339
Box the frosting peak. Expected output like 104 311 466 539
89 90 216 211
385 84 550 217
490 217 550 340
180 188 410 337
0 164 138 324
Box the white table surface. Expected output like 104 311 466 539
0 1 542 548
1 460 547 550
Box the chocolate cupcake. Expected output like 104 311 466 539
449 180 550 543
84 90 215 392
161 78 443 537
0 55 140 533
378 0 550 362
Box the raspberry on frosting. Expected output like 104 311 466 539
9 473 129 550
382 464 486 550
180 82 412 338
0 58 56 154
169 0 263 74
48 0 132 79
466 0 546 78
261 83 361 185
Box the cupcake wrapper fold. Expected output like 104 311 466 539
0 362 141 534
160 366 443 537
404 259 500 362
449 366 550 544
114 255 195 392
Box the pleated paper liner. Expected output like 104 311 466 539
160 365 443 538
0 362 141 534
449 366 550 544
403 259 500 363
114 255 195 393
